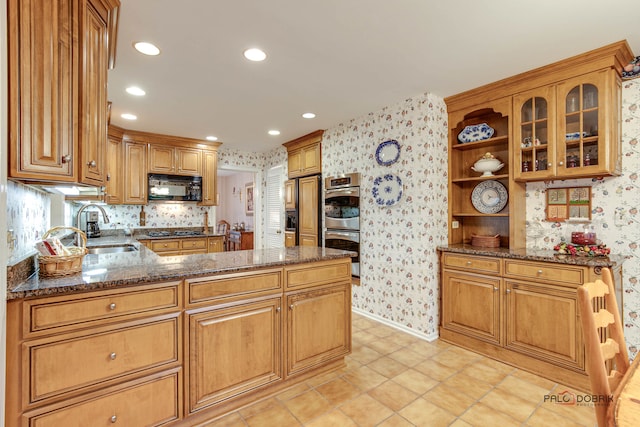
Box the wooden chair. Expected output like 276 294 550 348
578 267 630 427
216 220 230 251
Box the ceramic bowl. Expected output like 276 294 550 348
471 158 504 176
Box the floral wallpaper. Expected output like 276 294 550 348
98 203 214 231
6 181 50 264
322 93 450 339
525 79 640 359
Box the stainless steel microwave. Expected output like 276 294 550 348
148 174 202 202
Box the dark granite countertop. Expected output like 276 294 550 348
8 238 355 300
437 244 627 268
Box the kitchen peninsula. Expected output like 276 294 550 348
5 243 354 426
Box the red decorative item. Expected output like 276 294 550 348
571 232 597 245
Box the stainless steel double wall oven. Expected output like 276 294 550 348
324 173 361 277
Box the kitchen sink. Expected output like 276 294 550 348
86 245 138 254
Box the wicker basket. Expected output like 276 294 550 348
471 234 500 248
38 226 87 278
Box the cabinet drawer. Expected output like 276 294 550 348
27 317 179 403
285 259 351 290
504 260 585 286
181 238 207 250
187 269 283 305
151 240 181 252
26 370 181 426
24 283 180 335
441 253 501 275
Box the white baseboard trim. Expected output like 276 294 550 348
352 307 439 342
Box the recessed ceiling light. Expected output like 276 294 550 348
243 48 267 62
268 130 280 136
121 113 137 120
133 41 160 56
206 136 218 141
302 112 316 119
126 86 146 96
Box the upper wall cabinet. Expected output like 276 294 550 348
513 69 623 181
283 130 324 179
445 40 634 248
8 0 120 184
149 145 203 176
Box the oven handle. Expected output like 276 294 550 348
325 230 360 242
325 187 360 198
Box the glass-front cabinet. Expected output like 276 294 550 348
513 69 622 181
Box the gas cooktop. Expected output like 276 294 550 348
148 231 205 238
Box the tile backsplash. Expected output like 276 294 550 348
6 181 50 264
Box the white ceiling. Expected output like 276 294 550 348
108 0 640 153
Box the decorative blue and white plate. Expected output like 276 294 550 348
471 180 508 214
565 132 588 141
372 174 403 206
457 123 495 143
375 140 400 166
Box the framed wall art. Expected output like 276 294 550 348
245 183 254 215
546 186 591 222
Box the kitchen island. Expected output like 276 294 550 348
6 244 354 426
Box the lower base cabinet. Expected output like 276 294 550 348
187 297 283 412
439 251 620 391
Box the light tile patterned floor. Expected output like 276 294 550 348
205 313 597 427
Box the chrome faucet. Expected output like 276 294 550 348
75 203 110 246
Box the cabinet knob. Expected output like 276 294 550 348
548 162 552 167
163 244 168 247
87 160 97 167
106 173 111 181
276 307 281 313
506 289 511 294
61 154 72 163
537 269 543 275
110 415 117 423
109 303 116 311
109 352 117 360
466 261 472 266
289 304 294 310
558 161 564 166
493 287 499 292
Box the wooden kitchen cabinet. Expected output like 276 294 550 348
284 231 296 247
283 130 323 179
207 236 224 252
298 175 320 247
5 281 182 427
187 298 283 413
439 251 621 391
285 179 296 210
149 144 203 176
123 140 147 204
513 69 623 180
200 150 218 206
105 126 124 204
149 237 208 256
8 0 119 184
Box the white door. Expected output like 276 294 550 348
265 166 284 248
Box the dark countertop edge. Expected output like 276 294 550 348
7 249 355 301
436 244 628 267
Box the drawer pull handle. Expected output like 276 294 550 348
109 352 117 360
110 415 117 423
537 269 543 275
109 303 116 310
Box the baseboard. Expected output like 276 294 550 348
352 307 439 342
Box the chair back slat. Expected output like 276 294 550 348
593 309 614 329
600 338 620 361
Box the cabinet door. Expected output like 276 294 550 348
555 69 620 178
8 0 77 182
298 175 319 245
284 179 296 210
149 145 175 173
504 281 583 370
200 150 217 206
187 298 282 412
177 148 202 175
207 236 224 253
105 136 123 204
123 141 147 204
301 144 321 175
284 231 296 247
441 271 502 345
286 284 351 377
287 150 302 178
78 0 108 186
513 86 556 181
